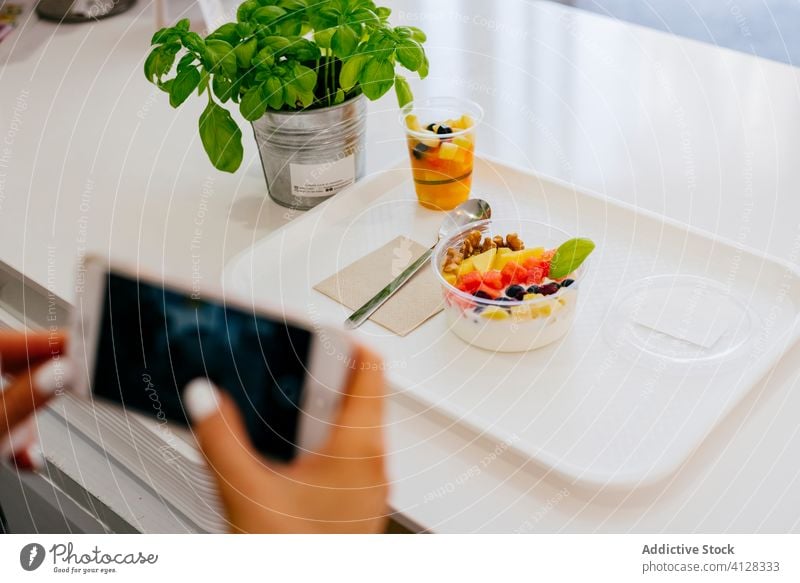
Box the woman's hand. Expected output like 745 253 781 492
184 346 389 533
0 330 70 468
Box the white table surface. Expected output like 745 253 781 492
2 0 800 532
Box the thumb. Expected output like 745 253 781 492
184 378 265 501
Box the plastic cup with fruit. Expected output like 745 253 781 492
432 219 595 352
400 97 483 211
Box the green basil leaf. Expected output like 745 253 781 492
175 18 190 31
234 37 258 68
298 90 314 108
183 32 204 53
264 77 284 110
334 88 345 104
331 24 359 58
418 55 429 79
283 83 299 108
228 77 243 103
407 26 427 43
396 38 423 71
169 66 201 107
374 35 395 58
150 26 178 46
317 6 340 22
350 8 378 27
549 238 595 279
143 43 180 82
261 35 291 53
276 17 303 36
235 22 254 37
253 46 275 67
236 0 258 22
206 40 238 77
283 37 320 60
208 22 239 45
394 74 412 107
197 69 210 94
252 5 287 25
309 11 336 31
176 53 195 73
314 27 335 49
292 63 316 92
198 101 243 173
143 50 159 82
360 58 394 100
339 53 367 91
376 6 391 20
277 0 307 10
212 74 234 102
240 86 267 120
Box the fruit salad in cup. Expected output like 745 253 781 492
400 97 482 211
432 220 595 352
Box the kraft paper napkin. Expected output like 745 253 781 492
314 236 444 336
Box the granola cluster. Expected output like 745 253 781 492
442 231 525 274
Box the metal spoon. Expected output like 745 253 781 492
345 199 492 329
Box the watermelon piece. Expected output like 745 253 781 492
526 266 546 285
482 270 504 290
501 261 527 286
457 271 482 293
475 284 500 299
523 257 551 279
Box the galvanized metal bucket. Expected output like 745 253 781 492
251 94 367 210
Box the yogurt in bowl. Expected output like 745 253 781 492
432 219 593 352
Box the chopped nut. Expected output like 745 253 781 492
467 230 482 247
480 236 496 252
492 235 506 248
506 233 524 251
443 261 459 273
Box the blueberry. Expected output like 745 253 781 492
474 290 493 300
436 125 452 135
506 284 525 300
562 279 575 287
527 285 541 295
412 142 430 159
426 123 437 132
538 282 561 296
496 297 513 302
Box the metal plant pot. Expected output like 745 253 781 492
251 94 367 210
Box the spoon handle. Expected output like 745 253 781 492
344 246 434 329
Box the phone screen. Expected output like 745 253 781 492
91 271 312 461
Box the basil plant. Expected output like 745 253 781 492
144 0 429 173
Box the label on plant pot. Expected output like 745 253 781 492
290 155 356 198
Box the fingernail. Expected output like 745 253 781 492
9 445 44 472
0 419 35 458
33 359 74 396
184 378 220 422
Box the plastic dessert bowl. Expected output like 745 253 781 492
432 219 584 352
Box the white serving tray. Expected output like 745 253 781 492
224 157 800 488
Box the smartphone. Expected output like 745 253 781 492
70 255 354 462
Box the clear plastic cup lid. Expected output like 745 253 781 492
605 274 756 365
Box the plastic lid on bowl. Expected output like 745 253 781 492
605 274 756 366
